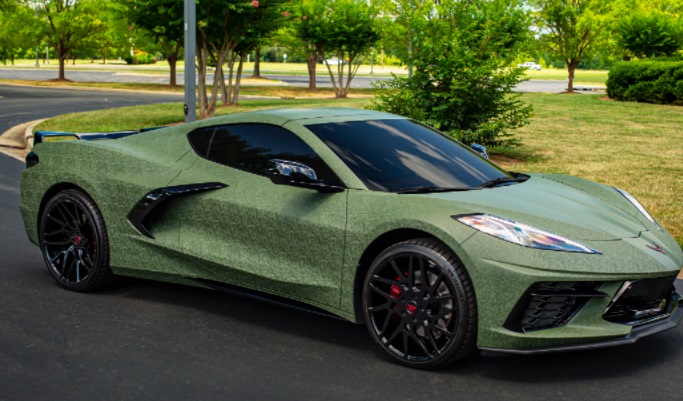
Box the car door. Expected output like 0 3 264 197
169 123 348 309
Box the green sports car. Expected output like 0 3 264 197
20 108 683 369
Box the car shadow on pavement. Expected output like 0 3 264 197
103 276 375 352
100 275 681 381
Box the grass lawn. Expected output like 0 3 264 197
0 79 376 98
35 93 682 246
0 59 406 77
523 69 608 85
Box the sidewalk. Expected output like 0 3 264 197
0 119 44 161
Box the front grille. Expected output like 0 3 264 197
504 282 607 333
603 276 677 325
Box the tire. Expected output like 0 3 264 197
362 238 477 369
39 189 112 291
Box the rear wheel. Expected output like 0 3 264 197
39 189 112 291
362 238 477 369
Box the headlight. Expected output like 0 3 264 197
614 187 661 230
453 214 600 254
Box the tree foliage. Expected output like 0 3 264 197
0 4 35 64
295 0 379 98
616 13 683 58
372 0 531 148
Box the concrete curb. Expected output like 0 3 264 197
0 119 46 161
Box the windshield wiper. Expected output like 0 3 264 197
479 174 530 188
395 186 478 194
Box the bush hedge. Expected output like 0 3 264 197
123 54 157 65
606 60 683 105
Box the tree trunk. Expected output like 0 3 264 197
218 67 227 105
197 42 210 119
252 48 261 78
58 55 66 80
225 53 236 105
167 55 177 87
306 53 317 90
335 51 346 98
232 53 245 105
567 60 579 93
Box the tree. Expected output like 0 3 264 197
196 0 288 119
373 0 532 148
278 3 320 90
295 0 379 98
120 0 184 86
616 13 683 58
531 0 613 93
35 0 107 80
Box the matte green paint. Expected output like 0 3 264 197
20 108 683 351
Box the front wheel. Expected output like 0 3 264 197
39 189 112 291
362 239 477 369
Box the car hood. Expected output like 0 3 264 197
426 175 648 241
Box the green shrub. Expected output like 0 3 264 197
372 0 531 148
381 55 402 66
606 60 683 105
123 54 157 65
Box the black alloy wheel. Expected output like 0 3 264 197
39 189 112 291
363 238 477 369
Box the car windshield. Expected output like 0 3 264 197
306 119 513 192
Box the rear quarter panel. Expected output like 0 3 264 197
20 125 197 270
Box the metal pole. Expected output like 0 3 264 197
184 0 197 123
370 50 374 74
45 16 49 64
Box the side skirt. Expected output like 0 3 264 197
191 278 347 321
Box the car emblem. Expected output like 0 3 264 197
646 243 666 255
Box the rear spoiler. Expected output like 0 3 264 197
33 127 163 145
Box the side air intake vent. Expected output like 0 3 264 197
504 282 607 333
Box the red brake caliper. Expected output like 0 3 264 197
390 272 412 320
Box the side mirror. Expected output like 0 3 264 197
470 144 489 160
268 159 344 193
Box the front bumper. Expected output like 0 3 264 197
480 281 683 355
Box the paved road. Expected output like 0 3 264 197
2 151 683 401
0 84 182 134
0 68 604 93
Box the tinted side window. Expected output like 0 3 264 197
205 124 341 185
187 127 215 157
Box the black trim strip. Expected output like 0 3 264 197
127 182 227 238
530 289 608 298
191 278 344 320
